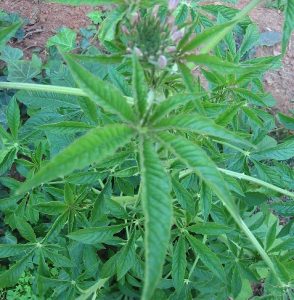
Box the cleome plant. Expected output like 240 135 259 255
0 0 294 299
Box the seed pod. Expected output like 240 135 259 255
158 55 168 69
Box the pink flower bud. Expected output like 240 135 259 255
152 4 160 17
134 47 143 57
121 25 130 35
168 0 179 10
131 12 140 25
158 55 168 69
166 46 177 53
171 30 184 43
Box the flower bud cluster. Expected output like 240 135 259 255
120 1 184 69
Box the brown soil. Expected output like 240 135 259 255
0 0 93 56
237 0 294 114
0 0 293 113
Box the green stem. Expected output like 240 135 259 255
0 81 87 97
0 81 134 105
179 168 294 199
218 168 294 199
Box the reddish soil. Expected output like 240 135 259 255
0 0 293 113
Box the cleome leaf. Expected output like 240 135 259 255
186 234 226 281
132 54 148 117
64 54 137 123
153 114 252 147
17 124 135 194
139 138 172 300
0 251 34 288
172 236 187 291
67 225 125 244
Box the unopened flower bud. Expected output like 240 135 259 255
134 47 143 57
121 25 130 35
167 15 175 27
166 46 177 53
158 55 168 69
168 0 179 10
131 12 140 25
171 30 184 43
152 4 160 17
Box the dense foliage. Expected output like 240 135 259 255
0 0 294 299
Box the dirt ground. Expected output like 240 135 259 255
0 0 293 113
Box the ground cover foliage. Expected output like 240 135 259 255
0 0 294 299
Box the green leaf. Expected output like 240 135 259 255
117 234 136 279
237 24 259 58
270 202 294 216
16 90 80 109
99 8 126 42
34 202 68 215
0 252 33 288
187 223 233 235
0 244 35 258
186 234 226 281
7 55 42 83
270 237 294 253
67 225 125 244
282 0 294 54
185 54 240 73
17 124 135 194
265 220 277 251
139 138 172 300
181 20 236 52
64 54 137 123
252 138 294 161
47 28 77 52
15 217 37 243
6 97 20 138
154 114 252 147
0 22 21 48
157 132 231 203
150 94 204 124
277 113 294 130
109 70 131 98
172 236 187 291
132 54 148 117
40 122 94 134
233 88 266 106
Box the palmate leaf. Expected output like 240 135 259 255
153 113 252 147
251 138 294 161
139 138 172 300
0 22 21 48
17 124 135 194
67 225 125 244
172 236 187 291
186 234 226 281
150 93 205 124
132 54 148 118
64 54 137 123
6 97 20 139
282 0 294 54
0 244 35 258
0 251 34 288
156 132 281 282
